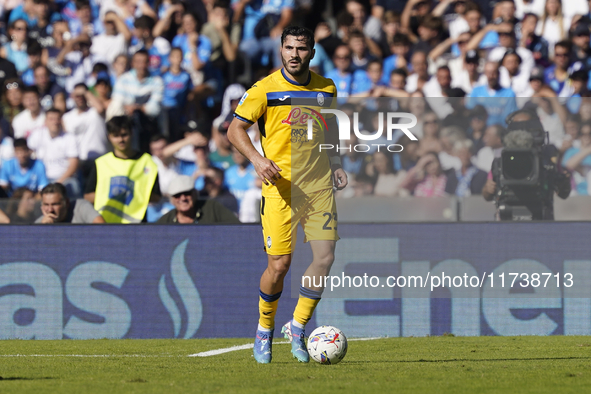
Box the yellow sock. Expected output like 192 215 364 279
258 290 281 329
293 286 323 326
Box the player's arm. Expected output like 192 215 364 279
227 118 282 186
325 115 348 190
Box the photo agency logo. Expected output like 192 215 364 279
292 109 419 152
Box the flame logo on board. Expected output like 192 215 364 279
158 240 202 338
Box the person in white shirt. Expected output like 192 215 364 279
62 83 108 179
536 0 570 58
451 50 487 94
475 124 505 172
12 86 46 140
91 11 131 64
28 108 80 197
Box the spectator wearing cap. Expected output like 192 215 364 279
35 182 105 224
132 15 171 76
519 13 550 67
108 49 164 153
0 138 48 195
161 47 193 142
84 116 161 223
91 11 131 64
450 49 486 94
34 65 67 113
466 61 518 126
156 175 239 224
12 85 46 139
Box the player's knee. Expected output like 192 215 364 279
313 252 335 271
267 255 291 279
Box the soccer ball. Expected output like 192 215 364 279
307 325 348 365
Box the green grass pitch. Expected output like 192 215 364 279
1 336 590 393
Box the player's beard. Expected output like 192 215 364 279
281 54 311 77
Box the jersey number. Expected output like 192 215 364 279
322 212 337 230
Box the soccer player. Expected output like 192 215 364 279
227 26 348 364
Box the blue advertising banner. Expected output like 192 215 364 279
0 223 590 339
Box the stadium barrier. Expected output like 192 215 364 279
1 224 590 339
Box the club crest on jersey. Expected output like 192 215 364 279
317 92 325 106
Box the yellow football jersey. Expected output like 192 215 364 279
234 68 337 199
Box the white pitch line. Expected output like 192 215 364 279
188 337 382 357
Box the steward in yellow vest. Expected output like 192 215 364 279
83 116 161 223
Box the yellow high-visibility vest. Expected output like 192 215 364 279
94 152 158 223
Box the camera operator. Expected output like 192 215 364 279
482 109 571 220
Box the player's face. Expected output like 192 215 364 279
41 193 67 222
280 35 314 77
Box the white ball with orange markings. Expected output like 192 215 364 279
306 325 348 364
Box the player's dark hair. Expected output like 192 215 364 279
134 15 156 31
281 26 315 50
13 138 28 150
41 183 68 200
107 116 132 135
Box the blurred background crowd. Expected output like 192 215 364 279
0 0 591 224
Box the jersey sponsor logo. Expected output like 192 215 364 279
238 92 248 106
267 236 272 249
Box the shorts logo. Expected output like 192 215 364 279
239 92 248 106
317 92 324 106
267 236 272 249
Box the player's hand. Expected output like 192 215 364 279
333 167 348 190
253 157 282 186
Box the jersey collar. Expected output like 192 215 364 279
281 68 311 86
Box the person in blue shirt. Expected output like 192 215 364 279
544 41 577 96
466 61 517 126
67 0 104 38
381 33 411 85
0 138 49 195
0 20 30 73
324 45 354 103
171 12 212 72
8 0 38 28
224 147 257 209
21 42 43 86
162 48 193 141
133 15 171 76
351 59 386 96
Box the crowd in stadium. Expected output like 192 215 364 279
0 0 591 223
